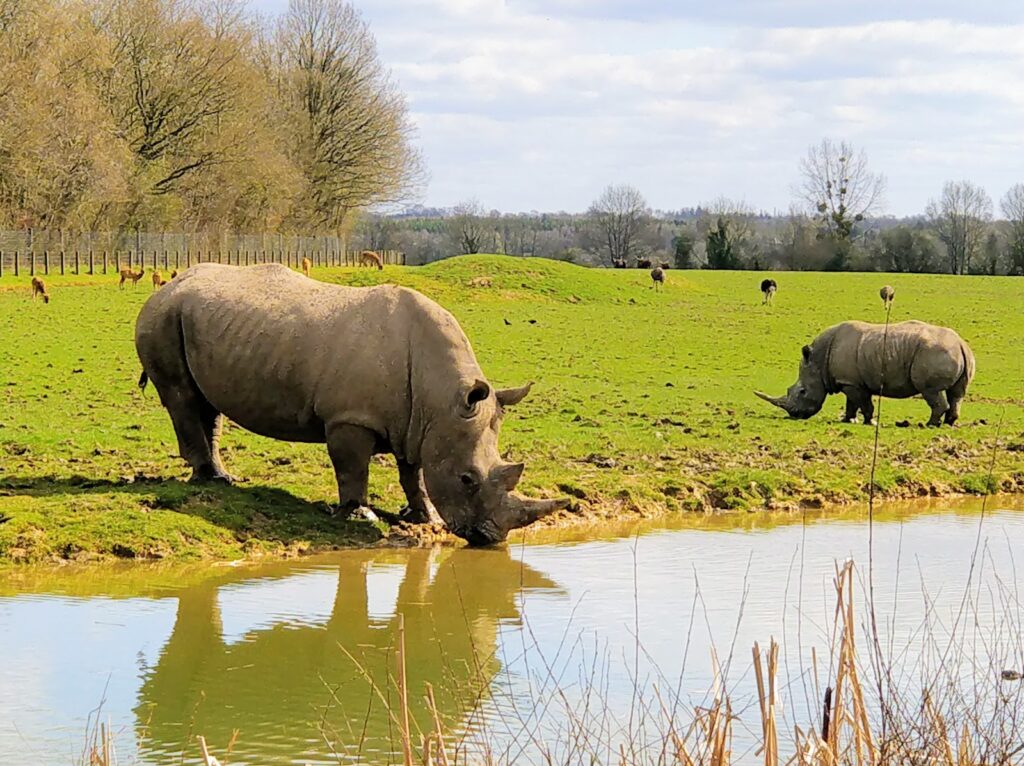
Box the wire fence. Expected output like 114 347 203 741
0 229 405 276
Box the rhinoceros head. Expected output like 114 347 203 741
421 380 570 546
755 344 828 420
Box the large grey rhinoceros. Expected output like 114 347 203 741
134 263 568 546
755 320 975 426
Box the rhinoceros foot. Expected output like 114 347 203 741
348 505 381 523
188 468 238 485
398 504 443 525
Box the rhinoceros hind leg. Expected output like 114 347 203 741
153 377 233 483
326 424 376 515
922 391 949 427
944 393 963 426
944 375 968 426
397 459 442 524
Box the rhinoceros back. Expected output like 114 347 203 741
136 263 426 444
826 320 972 398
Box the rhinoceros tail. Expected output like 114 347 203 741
138 370 149 394
960 343 976 387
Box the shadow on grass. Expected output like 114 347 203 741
0 474 384 548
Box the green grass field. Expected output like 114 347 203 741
2 256 1023 563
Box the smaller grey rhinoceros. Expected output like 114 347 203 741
755 320 975 426
134 263 568 546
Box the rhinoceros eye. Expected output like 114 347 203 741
460 472 480 491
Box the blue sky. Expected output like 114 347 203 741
252 0 1024 216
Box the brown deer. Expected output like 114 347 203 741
119 265 145 289
360 250 384 270
152 271 167 290
301 257 311 277
31 276 50 303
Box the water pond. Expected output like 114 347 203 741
2 497 1024 764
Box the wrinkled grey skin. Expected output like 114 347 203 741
756 320 975 427
135 263 568 546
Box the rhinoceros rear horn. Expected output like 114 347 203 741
494 462 525 491
510 495 571 530
496 381 534 408
755 390 791 411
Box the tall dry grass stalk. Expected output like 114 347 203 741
87 558 1024 765
310 556 1021 766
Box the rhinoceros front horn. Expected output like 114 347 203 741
510 495 571 530
755 390 791 411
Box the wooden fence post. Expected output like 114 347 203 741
89 250 94 275
44 250 49 275
14 250 19 276
60 248 65 275
102 250 107 274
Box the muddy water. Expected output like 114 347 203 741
2 497 1024 764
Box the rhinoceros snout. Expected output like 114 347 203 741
453 525 505 547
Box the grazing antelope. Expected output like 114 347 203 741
301 257 311 277
360 250 384 270
879 285 895 310
119 265 145 289
760 278 777 305
660 261 670 269
31 276 50 303
650 266 665 291
612 258 627 269
635 257 652 269
152 270 167 290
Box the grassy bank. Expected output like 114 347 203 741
2 256 1023 562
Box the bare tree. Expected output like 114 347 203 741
271 0 424 231
1001 184 1024 275
796 138 886 240
926 181 993 274
449 200 487 255
588 184 649 265
101 0 250 197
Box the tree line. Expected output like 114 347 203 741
0 0 422 235
354 140 1024 275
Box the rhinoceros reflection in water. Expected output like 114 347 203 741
134 548 560 764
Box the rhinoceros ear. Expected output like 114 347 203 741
496 381 534 408
802 344 812 361
461 379 491 417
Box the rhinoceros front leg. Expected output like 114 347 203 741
922 391 949 427
841 386 873 424
326 424 377 516
397 460 442 524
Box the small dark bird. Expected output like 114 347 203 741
760 278 777 305
504 318 512 326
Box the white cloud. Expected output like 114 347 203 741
253 0 1024 215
